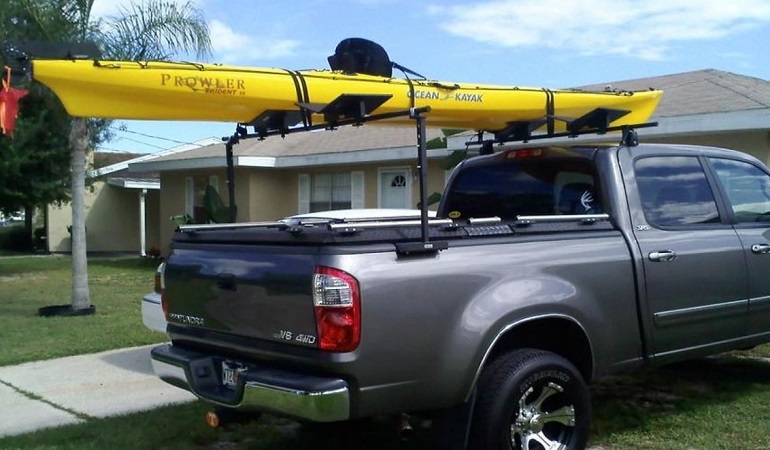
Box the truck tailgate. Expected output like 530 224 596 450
163 243 319 347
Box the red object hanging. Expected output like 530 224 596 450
0 66 29 137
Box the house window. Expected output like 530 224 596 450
310 173 352 212
298 171 364 214
185 175 217 223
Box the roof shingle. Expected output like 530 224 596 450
580 69 770 117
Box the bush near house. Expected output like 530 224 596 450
0 224 32 252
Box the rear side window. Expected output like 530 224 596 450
442 158 601 220
635 156 720 227
710 158 770 223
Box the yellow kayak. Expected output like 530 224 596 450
31 59 662 133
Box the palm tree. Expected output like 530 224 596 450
19 0 212 312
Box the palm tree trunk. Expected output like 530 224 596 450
69 117 90 310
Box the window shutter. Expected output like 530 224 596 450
184 177 194 216
351 171 365 209
298 174 310 214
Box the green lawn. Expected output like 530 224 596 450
591 356 770 449
2 255 770 449
0 255 167 366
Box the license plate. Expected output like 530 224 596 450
221 361 246 389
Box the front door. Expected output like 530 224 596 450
709 157 770 337
622 150 748 359
379 168 411 209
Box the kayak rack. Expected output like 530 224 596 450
219 94 659 255
466 106 658 147
221 97 448 255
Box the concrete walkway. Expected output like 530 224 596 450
0 345 196 438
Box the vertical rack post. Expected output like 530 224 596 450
412 108 429 244
394 106 447 255
225 137 237 223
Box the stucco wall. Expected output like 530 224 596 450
648 131 770 164
159 171 188 253
158 168 231 251
156 161 450 253
246 169 294 220
47 181 158 254
283 160 448 211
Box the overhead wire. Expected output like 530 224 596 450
108 134 166 149
111 126 197 146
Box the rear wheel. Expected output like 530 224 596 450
469 349 590 450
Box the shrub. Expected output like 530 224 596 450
0 225 33 251
147 246 162 259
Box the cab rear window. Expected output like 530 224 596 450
442 158 601 220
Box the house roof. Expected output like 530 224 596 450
129 68 770 173
129 125 450 172
90 137 221 178
580 69 770 118
93 152 143 169
89 137 222 188
577 69 770 140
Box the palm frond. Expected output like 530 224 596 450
101 0 212 61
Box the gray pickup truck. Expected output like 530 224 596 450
151 140 770 450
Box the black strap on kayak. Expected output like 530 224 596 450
284 69 310 128
404 71 416 110
393 62 425 111
393 62 427 81
292 70 313 127
544 88 555 136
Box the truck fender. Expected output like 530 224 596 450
464 314 594 402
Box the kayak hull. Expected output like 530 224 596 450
31 60 662 132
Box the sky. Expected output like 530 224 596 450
90 0 770 154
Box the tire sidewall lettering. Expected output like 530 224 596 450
519 368 571 395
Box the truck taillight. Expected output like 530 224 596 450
161 291 169 320
154 260 166 294
155 260 168 319
313 266 361 352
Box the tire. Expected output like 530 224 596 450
469 349 590 450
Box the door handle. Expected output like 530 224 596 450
752 244 770 254
649 250 677 262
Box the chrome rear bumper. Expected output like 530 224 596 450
150 344 350 422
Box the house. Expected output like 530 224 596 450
45 138 220 255
128 126 457 250
47 69 770 255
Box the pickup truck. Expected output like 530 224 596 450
150 140 770 450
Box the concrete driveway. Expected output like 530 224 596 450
0 345 196 437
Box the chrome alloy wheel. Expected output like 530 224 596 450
510 381 576 449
